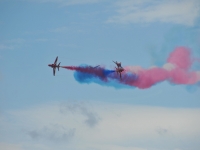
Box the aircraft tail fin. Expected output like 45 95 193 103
58 62 61 71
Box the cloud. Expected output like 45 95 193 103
60 102 100 128
2 102 200 150
155 127 168 136
108 0 200 26
27 124 75 142
0 143 22 150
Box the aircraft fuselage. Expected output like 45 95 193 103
48 64 58 68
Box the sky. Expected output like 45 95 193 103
0 0 200 150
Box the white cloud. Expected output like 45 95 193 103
60 102 101 128
1 102 200 150
163 63 176 71
108 0 200 26
0 142 22 150
27 125 75 142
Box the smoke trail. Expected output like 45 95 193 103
62 65 138 88
124 47 200 89
62 65 116 82
62 47 200 89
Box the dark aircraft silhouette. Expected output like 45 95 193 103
48 56 61 76
93 65 100 68
115 67 124 79
113 61 122 68
113 60 124 79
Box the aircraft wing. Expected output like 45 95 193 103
54 56 58 65
94 65 100 68
53 67 56 76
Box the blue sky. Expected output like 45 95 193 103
0 0 200 150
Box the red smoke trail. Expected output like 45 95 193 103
62 47 200 89
124 47 200 89
61 66 115 81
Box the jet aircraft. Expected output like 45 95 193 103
115 67 124 79
113 61 122 68
113 60 124 79
48 56 61 76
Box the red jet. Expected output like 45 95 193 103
115 67 124 79
113 60 124 79
113 61 122 68
48 56 61 76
